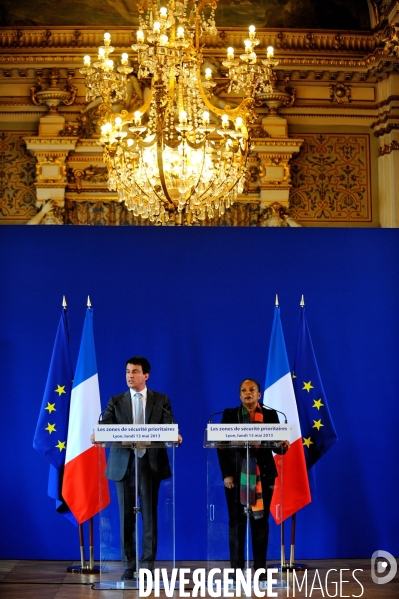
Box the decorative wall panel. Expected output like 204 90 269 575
0 129 374 226
289 134 372 223
64 200 260 227
0 132 37 224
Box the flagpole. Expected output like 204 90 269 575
283 296 308 572
267 295 310 574
79 523 86 568
290 298 303 568
33 296 92 573
66 296 101 575
289 513 295 566
279 294 337 573
89 518 94 570
283 297 308 572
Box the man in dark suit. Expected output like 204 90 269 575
100 356 179 580
217 378 289 580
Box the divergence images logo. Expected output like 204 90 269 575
371 550 397 584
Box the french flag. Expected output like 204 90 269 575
62 305 110 523
264 303 311 523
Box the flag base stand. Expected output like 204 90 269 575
67 521 99 574
92 581 181 590
269 562 308 572
271 514 309 572
67 565 100 574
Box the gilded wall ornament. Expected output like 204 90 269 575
329 83 351 104
30 69 77 113
383 25 399 58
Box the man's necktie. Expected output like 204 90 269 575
134 392 145 457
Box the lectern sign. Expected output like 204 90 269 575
207 423 291 442
95 423 178 442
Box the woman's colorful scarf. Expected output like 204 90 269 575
240 403 264 519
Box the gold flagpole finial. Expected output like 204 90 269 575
300 294 305 307
275 294 279 307
62 295 67 309
87 295 92 308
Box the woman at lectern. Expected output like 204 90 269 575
217 378 289 583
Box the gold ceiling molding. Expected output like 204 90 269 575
68 154 103 161
67 187 113 194
0 109 84 116
24 137 78 144
0 57 84 64
378 140 399 155
0 54 378 71
383 2 399 19
249 139 303 148
66 193 118 201
0 57 380 73
376 94 399 107
285 113 374 119
277 57 378 68
75 139 103 147
196 31 377 53
284 104 377 111
372 118 399 134
372 110 399 123
0 35 394 79
34 182 66 189
0 100 42 105
0 110 50 115
0 27 378 53
258 185 290 191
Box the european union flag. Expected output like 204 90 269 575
33 306 77 524
293 306 338 469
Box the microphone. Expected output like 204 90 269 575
263 404 287 423
153 402 175 424
98 396 122 424
209 411 224 423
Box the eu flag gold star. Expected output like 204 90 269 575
312 399 324 410
312 419 324 431
45 402 56 413
303 381 314 392
55 441 66 451
55 385 66 396
292 371 297 379
45 423 56 434
303 437 313 448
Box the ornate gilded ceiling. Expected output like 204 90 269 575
2 0 398 227
1 0 371 29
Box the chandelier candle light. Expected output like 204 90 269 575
80 0 278 223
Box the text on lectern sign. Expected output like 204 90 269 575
207 423 291 442
95 423 178 442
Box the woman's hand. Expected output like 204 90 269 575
224 476 235 489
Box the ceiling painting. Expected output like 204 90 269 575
1 0 370 29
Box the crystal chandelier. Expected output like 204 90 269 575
80 0 277 223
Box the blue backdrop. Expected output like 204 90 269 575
1 227 398 560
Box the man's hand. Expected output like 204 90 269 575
224 476 235 489
280 440 290 452
178 433 183 444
